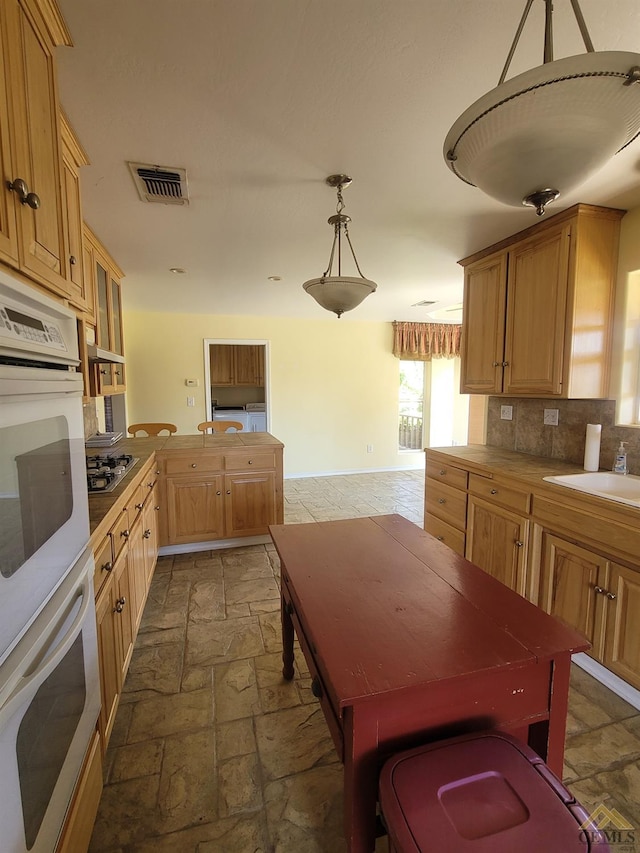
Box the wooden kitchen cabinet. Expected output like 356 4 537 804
537 530 640 691
466 497 529 595
460 204 624 398
423 457 468 556
94 546 133 749
210 344 264 386
0 0 71 296
158 441 283 547
55 729 103 853
59 113 90 311
84 224 126 395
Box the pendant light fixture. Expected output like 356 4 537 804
444 0 640 216
303 174 377 318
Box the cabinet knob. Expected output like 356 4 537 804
490 488 498 495
311 677 323 699
7 177 40 209
439 469 446 476
135 502 143 510
143 529 151 539
121 529 130 539
147 482 154 488
216 490 221 496
154 505 160 511
492 361 500 367
514 540 524 547
606 591 617 601
502 361 509 367
191 463 197 468
69 254 77 265
248 459 253 464
101 561 113 573
114 597 126 613
226 489 231 495
100 368 109 375
156 470 160 475
438 498 446 504
436 535 444 541
594 585 606 595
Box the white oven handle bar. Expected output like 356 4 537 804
0 577 91 727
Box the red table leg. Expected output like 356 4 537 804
342 705 380 853
281 593 295 681
545 653 572 776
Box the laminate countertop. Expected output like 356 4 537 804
87 432 283 539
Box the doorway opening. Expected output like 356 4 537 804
203 339 270 431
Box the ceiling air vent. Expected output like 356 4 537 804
411 300 437 308
127 162 189 205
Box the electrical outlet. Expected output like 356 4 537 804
187 396 195 407
366 444 373 453
543 408 559 426
500 405 513 421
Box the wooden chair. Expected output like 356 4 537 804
197 420 244 433
127 422 177 437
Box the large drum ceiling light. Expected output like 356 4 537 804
444 0 640 216
303 174 377 318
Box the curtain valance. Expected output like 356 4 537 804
392 321 461 360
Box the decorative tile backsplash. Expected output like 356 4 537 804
486 398 640 475
83 399 99 440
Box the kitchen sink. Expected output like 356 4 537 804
542 471 640 508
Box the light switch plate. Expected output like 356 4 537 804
544 408 559 426
500 405 513 421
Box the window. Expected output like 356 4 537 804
398 361 424 451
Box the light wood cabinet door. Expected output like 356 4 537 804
603 563 640 691
210 344 235 385
59 114 89 309
166 474 226 544
235 344 263 385
460 251 507 394
4 0 68 291
224 470 276 537
142 489 159 587
95 569 121 749
537 533 607 656
503 224 570 395
466 496 528 594
55 729 102 853
0 3 19 267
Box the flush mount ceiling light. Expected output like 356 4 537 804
303 174 377 318
444 0 640 216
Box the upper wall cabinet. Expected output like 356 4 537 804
60 113 91 312
459 204 625 398
84 224 126 396
210 344 264 386
0 0 72 297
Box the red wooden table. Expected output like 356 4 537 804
269 514 589 853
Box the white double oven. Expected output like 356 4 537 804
0 271 100 853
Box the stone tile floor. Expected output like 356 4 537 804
89 470 640 852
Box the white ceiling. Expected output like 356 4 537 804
55 0 640 322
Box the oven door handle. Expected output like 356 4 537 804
0 577 91 725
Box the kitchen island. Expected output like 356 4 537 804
271 513 588 853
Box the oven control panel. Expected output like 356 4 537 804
0 305 67 350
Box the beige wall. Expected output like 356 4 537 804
123 311 425 476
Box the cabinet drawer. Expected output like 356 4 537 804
424 480 467 530
224 451 275 471
468 473 530 514
426 459 468 490
93 536 114 598
424 514 466 556
110 506 131 560
164 454 223 475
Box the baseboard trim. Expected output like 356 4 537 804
572 652 640 711
284 464 423 479
158 534 271 556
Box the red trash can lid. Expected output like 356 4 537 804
379 732 602 852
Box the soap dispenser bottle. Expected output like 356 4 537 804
613 441 628 475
